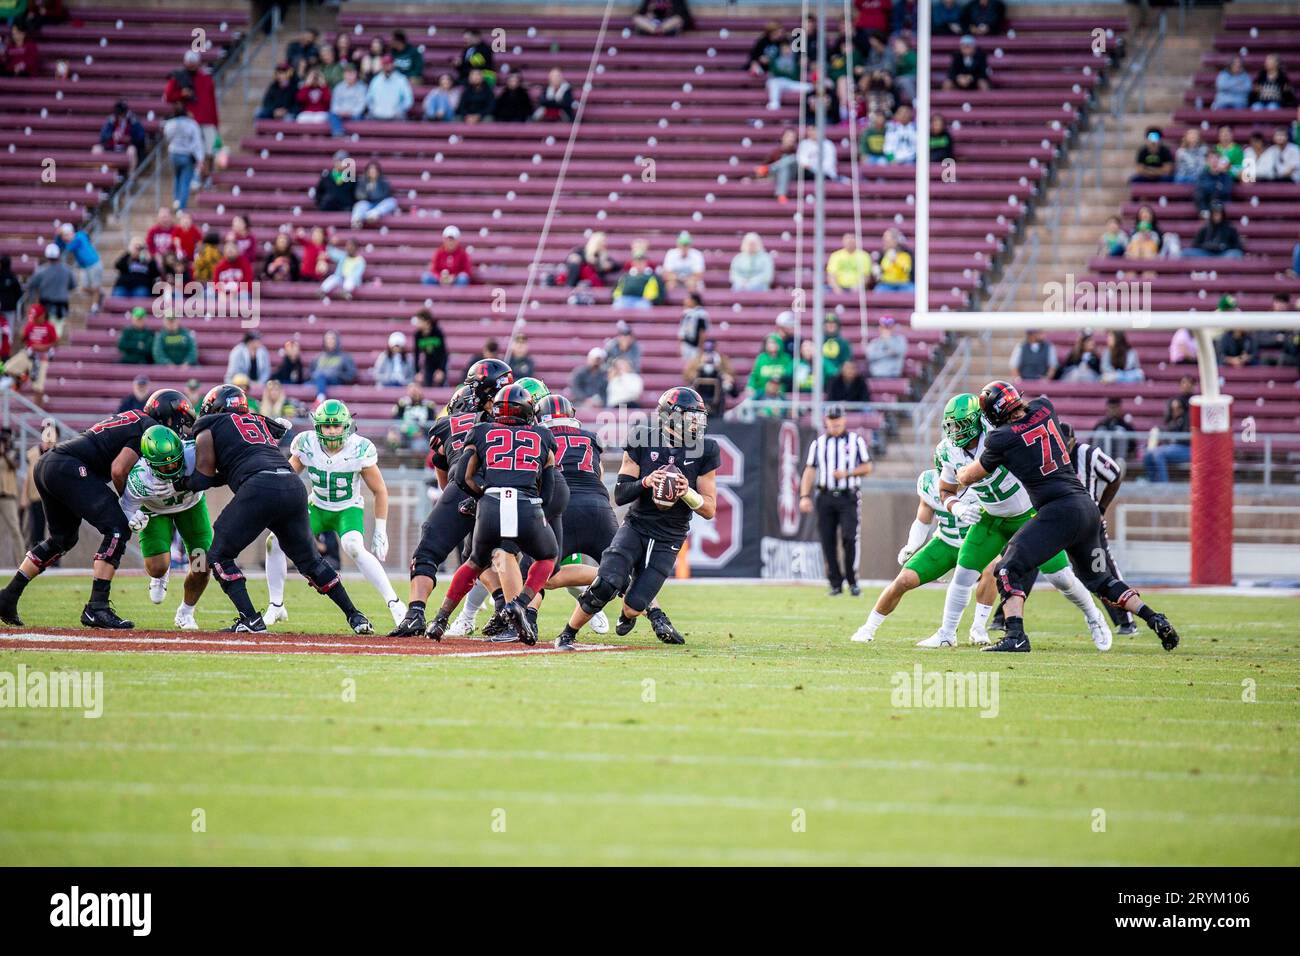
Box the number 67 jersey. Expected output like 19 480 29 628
936 432 1035 518
290 430 378 510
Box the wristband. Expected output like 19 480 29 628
943 495 961 512
374 518 387 534
681 488 704 510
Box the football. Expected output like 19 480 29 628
652 464 683 508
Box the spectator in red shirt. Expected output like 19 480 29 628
163 50 220 185
170 210 201 262
422 225 474 286
145 207 175 266
852 0 891 52
297 225 331 282
2 23 39 77
213 241 253 291
227 215 256 261
20 302 58 396
295 67 332 123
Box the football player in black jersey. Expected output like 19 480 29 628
955 381 1179 653
554 387 719 650
390 359 513 636
0 389 194 628
423 384 560 643
178 384 372 634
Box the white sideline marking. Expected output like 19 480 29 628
0 632 621 657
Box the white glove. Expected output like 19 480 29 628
273 417 293 433
372 518 388 562
950 498 982 526
897 544 918 566
128 510 150 533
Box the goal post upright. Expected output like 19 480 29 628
913 1 931 316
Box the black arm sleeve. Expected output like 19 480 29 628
539 466 556 510
261 415 289 440
614 473 643 506
177 470 219 492
450 452 478 497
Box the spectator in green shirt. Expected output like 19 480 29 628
152 313 198 366
747 334 794 396
821 315 853 375
861 112 888 165
389 30 424 80
117 306 155 364
1215 125 1244 179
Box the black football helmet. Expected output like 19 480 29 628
491 383 536 425
537 393 575 424
465 358 514 409
201 383 250 416
142 388 197 437
657 386 708 445
445 383 477 417
978 380 1026 426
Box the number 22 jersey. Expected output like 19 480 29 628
462 421 557 496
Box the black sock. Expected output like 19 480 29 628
492 589 505 612
3 569 31 598
560 624 577 638
218 577 258 619
325 582 359 617
410 600 425 614
1136 605 1157 625
526 606 538 626
1006 615 1024 634
621 610 636 624
89 577 112 604
519 586 536 605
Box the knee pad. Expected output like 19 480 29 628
579 573 621 615
1100 582 1137 608
94 528 128 568
341 530 366 562
994 564 1025 602
952 565 981 588
211 560 246 589
410 556 439 582
27 540 67 570
304 559 341 593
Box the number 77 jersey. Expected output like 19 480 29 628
291 431 379 510
936 433 1034 518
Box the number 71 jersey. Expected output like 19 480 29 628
936 433 1033 518
291 431 378 511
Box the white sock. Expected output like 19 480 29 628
940 566 981 635
972 603 993 630
178 601 195 615
348 538 399 606
863 609 887 635
265 534 287 606
463 581 490 618
1046 568 1101 623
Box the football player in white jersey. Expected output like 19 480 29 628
264 400 407 626
119 424 212 630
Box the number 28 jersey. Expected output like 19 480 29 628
463 421 557 496
978 396 1089 509
290 431 378 511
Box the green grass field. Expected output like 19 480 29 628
1 576 1297 865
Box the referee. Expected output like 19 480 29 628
799 405 872 596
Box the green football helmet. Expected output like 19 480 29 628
141 425 185 480
515 376 549 403
313 398 354 450
942 393 984 448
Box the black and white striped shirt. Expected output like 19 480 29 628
807 431 872 491
1070 441 1120 504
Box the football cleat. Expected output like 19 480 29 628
983 631 1031 653
81 602 133 630
849 623 875 643
387 599 408 626
504 601 536 646
174 606 198 630
447 606 478 637
0 591 23 627
647 607 685 645
1149 612 1180 651
388 606 426 637
916 631 957 649
968 623 992 646
1088 617 1113 652
614 613 637 637
848 585 861 597
349 611 374 636
148 575 168 605
263 602 289 626
1117 623 1139 637
588 610 610 635
225 613 267 633
827 586 843 597
424 612 449 642
554 630 579 651
482 610 509 637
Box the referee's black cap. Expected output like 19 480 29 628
824 404 845 420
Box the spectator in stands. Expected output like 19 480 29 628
1217 328 1258 368
1143 398 1190 483
793 340 822 395
1010 329 1057 381
865 315 907 378
308 330 357 401
213 240 253 294
296 68 332 126
678 292 709 359
777 126 842 203
928 113 954 162
19 302 57 395
634 0 693 36
152 312 197 367
606 358 644 408
423 225 474 285
828 359 870 403
1099 330 1143 384
565 232 620 287
1184 203 1243 259
373 331 414 387
144 207 175 265
56 223 102 314
26 243 73 327
315 150 358 212
756 128 799 186
224 330 271 386
457 68 495 123
405 309 447 387
747 334 794 397
821 316 853 375
827 233 872 291
273 338 306 384
1251 54 1295 111
351 161 398 228
1211 55 1251 110
366 55 414 120
1124 220 1160 265
1092 396 1135 461
1054 331 1101 383
605 321 643 371
1132 127 1174 183
116 375 152 414
389 30 423 80
1173 127 1208 184
164 51 219 184
860 112 889 164
933 0 964 36
612 250 663 308
2 22 38 76
320 238 366 299
331 62 368 134
494 72 534 123
764 39 811 111
508 335 536 380
192 231 222 283
172 211 201 263
859 69 897 119
960 0 1005 35
333 33 356 73
462 339 504 380
685 340 738 416
1168 326 1198 365
730 232 775 291
262 232 301 282
571 347 608 408
773 310 798 355
746 21 785 77
662 231 705 295
389 382 435 451
451 28 495 85
260 378 298 424
535 68 576 121
257 62 299 120
422 73 459 121
884 104 917 163
286 28 320 76
96 100 146 171
226 215 255 262
892 35 918 104
1193 152 1233 214
1215 125 1243 178
116 307 154 365
861 31 894 77
296 225 329 282
873 228 915 292
359 37 387 81
318 44 343 88
1245 130 1269 173
944 35 990 91
1258 126 1300 182
1098 216 1128 257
